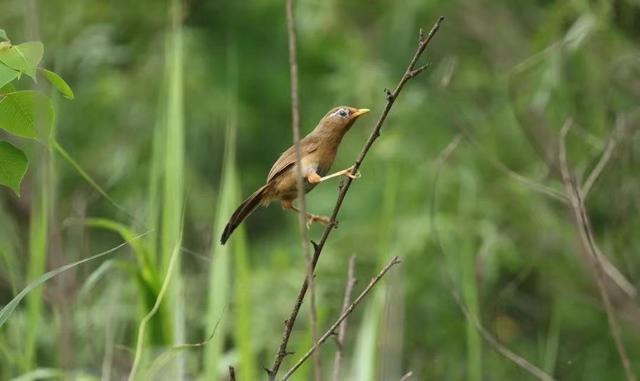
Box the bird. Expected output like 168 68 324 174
220 105 370 244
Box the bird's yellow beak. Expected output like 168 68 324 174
352 108 370 118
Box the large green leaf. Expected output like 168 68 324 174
0 90 54 141
0 63 18 89
0 41 43 79
0 140 28 195
39 68 74 99
0 45 27 75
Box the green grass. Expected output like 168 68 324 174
1 1 639 380
204 57 238 380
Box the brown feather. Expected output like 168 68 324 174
266 136 320 182
220 184 269 244
220 105 368 245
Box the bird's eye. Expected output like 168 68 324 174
338 109 348 118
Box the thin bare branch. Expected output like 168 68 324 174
454 123 568 203
281 256 402 381
283 0 321 380
429 136 556 381
582 116 621 198
267 17 445 379
407 63 430 78
228 366 236 381
581 139 614 197
558 120 637 381
331 255 357 381
451 291 556 381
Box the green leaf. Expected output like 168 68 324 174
0 41 43 79
0 140 28 196
0 30 7 41
0 45 27 73
0 63 18 89
39 68 74 99
17 42 44 79
0 90 54 141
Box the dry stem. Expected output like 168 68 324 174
558 120 636 381
280 256 402 381
430 135 556 381
284 0 321 380
331 255 357 381
267 16 445 379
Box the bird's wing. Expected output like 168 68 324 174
266 136 320 183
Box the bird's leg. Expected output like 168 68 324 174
307 165 361 184
281 200 331 228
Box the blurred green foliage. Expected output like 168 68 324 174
0 29 73 195
1 0 640 380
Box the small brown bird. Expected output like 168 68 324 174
220 106 370 244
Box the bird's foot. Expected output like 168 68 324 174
306 213 332 229
345 165 361 180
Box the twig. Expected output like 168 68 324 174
228 366 236 381
581 137 614 198
451 290 556 381
331 255 357 381
280 256 402 381
267 16 445 378
558 120 637 381
454 124 568 203
284 0 322 380
581 115 623 198
399 371 414 381
429 136 556 381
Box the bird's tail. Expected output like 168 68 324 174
220 185 269 245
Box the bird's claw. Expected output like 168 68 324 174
346 165 361 180
306 214 331 229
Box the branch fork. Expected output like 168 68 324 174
267 16 445 381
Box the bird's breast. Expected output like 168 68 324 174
314 146 337 174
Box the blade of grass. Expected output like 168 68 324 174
21 176 46 371
128 234 182 381
21 4 51 370
351 165 399 381
542 299 561 375
142 313 222 380
0 220 21 295
205 27 239 380
84 218 159 288
82 218 170 345
458 171 482 381
0 232 149 328
233 225 257 380
351 292 383 381
204 88 237 381
378 165 404 380
157 1 186 376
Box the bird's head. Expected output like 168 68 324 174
315 106 370 136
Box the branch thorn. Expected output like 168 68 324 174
408 63 430 78
384 88 394 101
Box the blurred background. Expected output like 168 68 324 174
1 0 640 380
